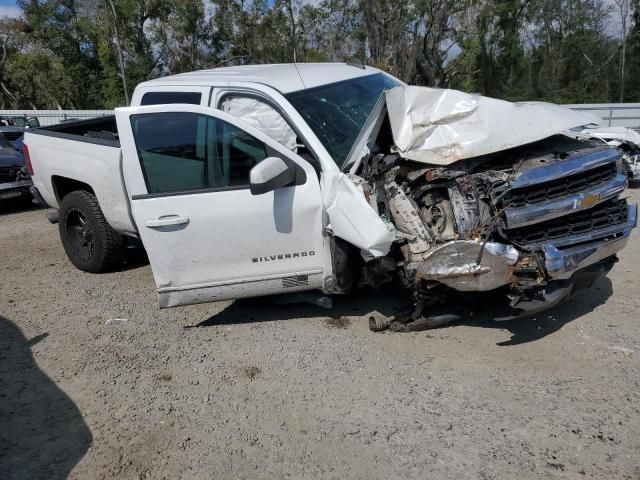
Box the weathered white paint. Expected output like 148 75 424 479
115 104 331 307
136 63 388 94
26 133 136 235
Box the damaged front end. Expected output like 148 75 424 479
329 86 637 331
576 126 640 181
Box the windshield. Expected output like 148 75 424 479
285 73 399 167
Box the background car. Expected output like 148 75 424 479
0 115 40 129
0 126 26 151
0 133 31 203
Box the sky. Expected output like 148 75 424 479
0 0 20 19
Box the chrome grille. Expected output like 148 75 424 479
506 198 628 245
505 162 617 208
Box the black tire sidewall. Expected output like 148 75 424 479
59 192 108 273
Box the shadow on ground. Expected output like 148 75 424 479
0 315 92 480
118 238 150 272
194 278 613 347
0 198 45 216
460 278 614 346
628 179 640 189
193 286 410 328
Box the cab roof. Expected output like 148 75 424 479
138 63 384 94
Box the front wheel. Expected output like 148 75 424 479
58 191 124 273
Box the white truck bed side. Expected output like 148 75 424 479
25 131 137 235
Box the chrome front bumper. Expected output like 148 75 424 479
417 204 637 291
543 204 637 280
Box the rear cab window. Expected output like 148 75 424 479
140 91 202 106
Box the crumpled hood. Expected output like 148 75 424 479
0 147 24 168
386 86 601 165
579 126 640 146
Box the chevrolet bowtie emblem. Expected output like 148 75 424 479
580 194 600 208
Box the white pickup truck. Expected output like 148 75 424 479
24 63 637 330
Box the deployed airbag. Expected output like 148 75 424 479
222 96 298 151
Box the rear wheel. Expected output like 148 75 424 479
58 191 124 273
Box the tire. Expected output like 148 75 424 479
58 191 124 273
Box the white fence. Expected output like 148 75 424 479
2 103 640 129
564 103 640 129
0 109 113 127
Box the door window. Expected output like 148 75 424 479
131 112 268 194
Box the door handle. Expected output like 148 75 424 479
145 215 190 228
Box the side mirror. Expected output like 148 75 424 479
27 117 40 128
249 156 295 195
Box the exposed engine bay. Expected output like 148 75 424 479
332 107 637 332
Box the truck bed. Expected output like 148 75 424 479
44 116 120 144
25 116 137 235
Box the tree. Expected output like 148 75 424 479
527 0 617 103
154 0 212 73
358 0 411 77
412 0 470 87
297 0 362 62
624 0 640 100
613 0 632 101
105 0 129 104
0 0 635 107
17 0 105 108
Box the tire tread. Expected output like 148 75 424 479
59 191 124 273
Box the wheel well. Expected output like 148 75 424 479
52 176 95 203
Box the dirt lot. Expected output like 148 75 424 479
1 190 639 480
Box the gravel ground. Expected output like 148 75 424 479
1 190 639 480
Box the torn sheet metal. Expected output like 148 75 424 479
577 126 640 179
386 86 601 165
323 172 396 257
579 126 640 146
416 240 519 291
221 96 298 151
